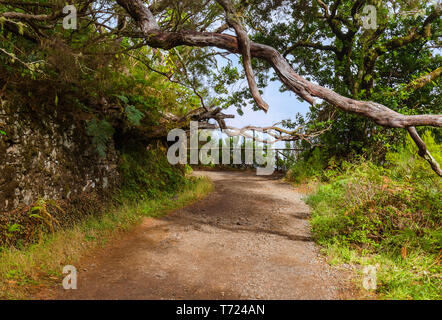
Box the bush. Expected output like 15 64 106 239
118 144 188 200
302 131 441 299
286 148 329 183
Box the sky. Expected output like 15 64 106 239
215 54 311 129
213 0 442 131
223 80 311 129
213 55 311 148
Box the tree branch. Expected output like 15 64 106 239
116 0 442 174
403 67 442 93
216 0 269 112
116 0 441 128
283 40 338 56
374 7 441 56
224 123 331 145
407 127 442 177
0 11 62 22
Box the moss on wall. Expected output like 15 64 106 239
0 101 120 246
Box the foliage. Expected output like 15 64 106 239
124 105 145 126
286 148 330 183
0 3 205 158
248 0 441 160
28 199 62 234
118 144 189 200
1 0 440 162
300 132 441 299
86 119 115 158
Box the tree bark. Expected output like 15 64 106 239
407 127 442 176
116 0 442 175
216 0 269 112
116 0 441 128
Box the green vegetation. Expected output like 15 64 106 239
288 132 441 299
1 0 441 301
1 1 216 299
119 145 191 200
260 1 441 161
0 169 213 300
0 0 209 248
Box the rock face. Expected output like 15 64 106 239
0 102 119 214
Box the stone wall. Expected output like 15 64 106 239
0 102 120 214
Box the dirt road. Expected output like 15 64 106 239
53 171 355 299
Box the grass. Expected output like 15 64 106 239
0 175 213 300
318 242 441 300
289 132 441 300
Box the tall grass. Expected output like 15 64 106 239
289 132 441 299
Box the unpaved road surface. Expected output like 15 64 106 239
52 171 355 300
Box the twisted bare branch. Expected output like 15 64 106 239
216 0 269 112
114 0 442 174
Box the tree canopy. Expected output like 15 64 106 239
0 0 441 174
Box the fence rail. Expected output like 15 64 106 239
184 147 303 172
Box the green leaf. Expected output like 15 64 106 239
8 223 21 233
0 130 6 136
18 23 24 35
115 94 129 104
86 119 115 158
29 213 43 219
125 105 144 126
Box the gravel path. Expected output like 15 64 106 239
54 171 355 300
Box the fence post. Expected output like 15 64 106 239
276 150 279 172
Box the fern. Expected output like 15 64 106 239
86 119 115 157
115 94 129 104
125 105 144 126
115 94 145 126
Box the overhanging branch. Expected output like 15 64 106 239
116 0 442 174
216 0 269 112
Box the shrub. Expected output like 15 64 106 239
303 131 441 299
286 148 328 183
118 144 188 200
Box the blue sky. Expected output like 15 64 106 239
223 80 311 129
209 54 312 148
216 55 311 129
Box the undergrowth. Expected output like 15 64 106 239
118 143 191 200
288 131 441 300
